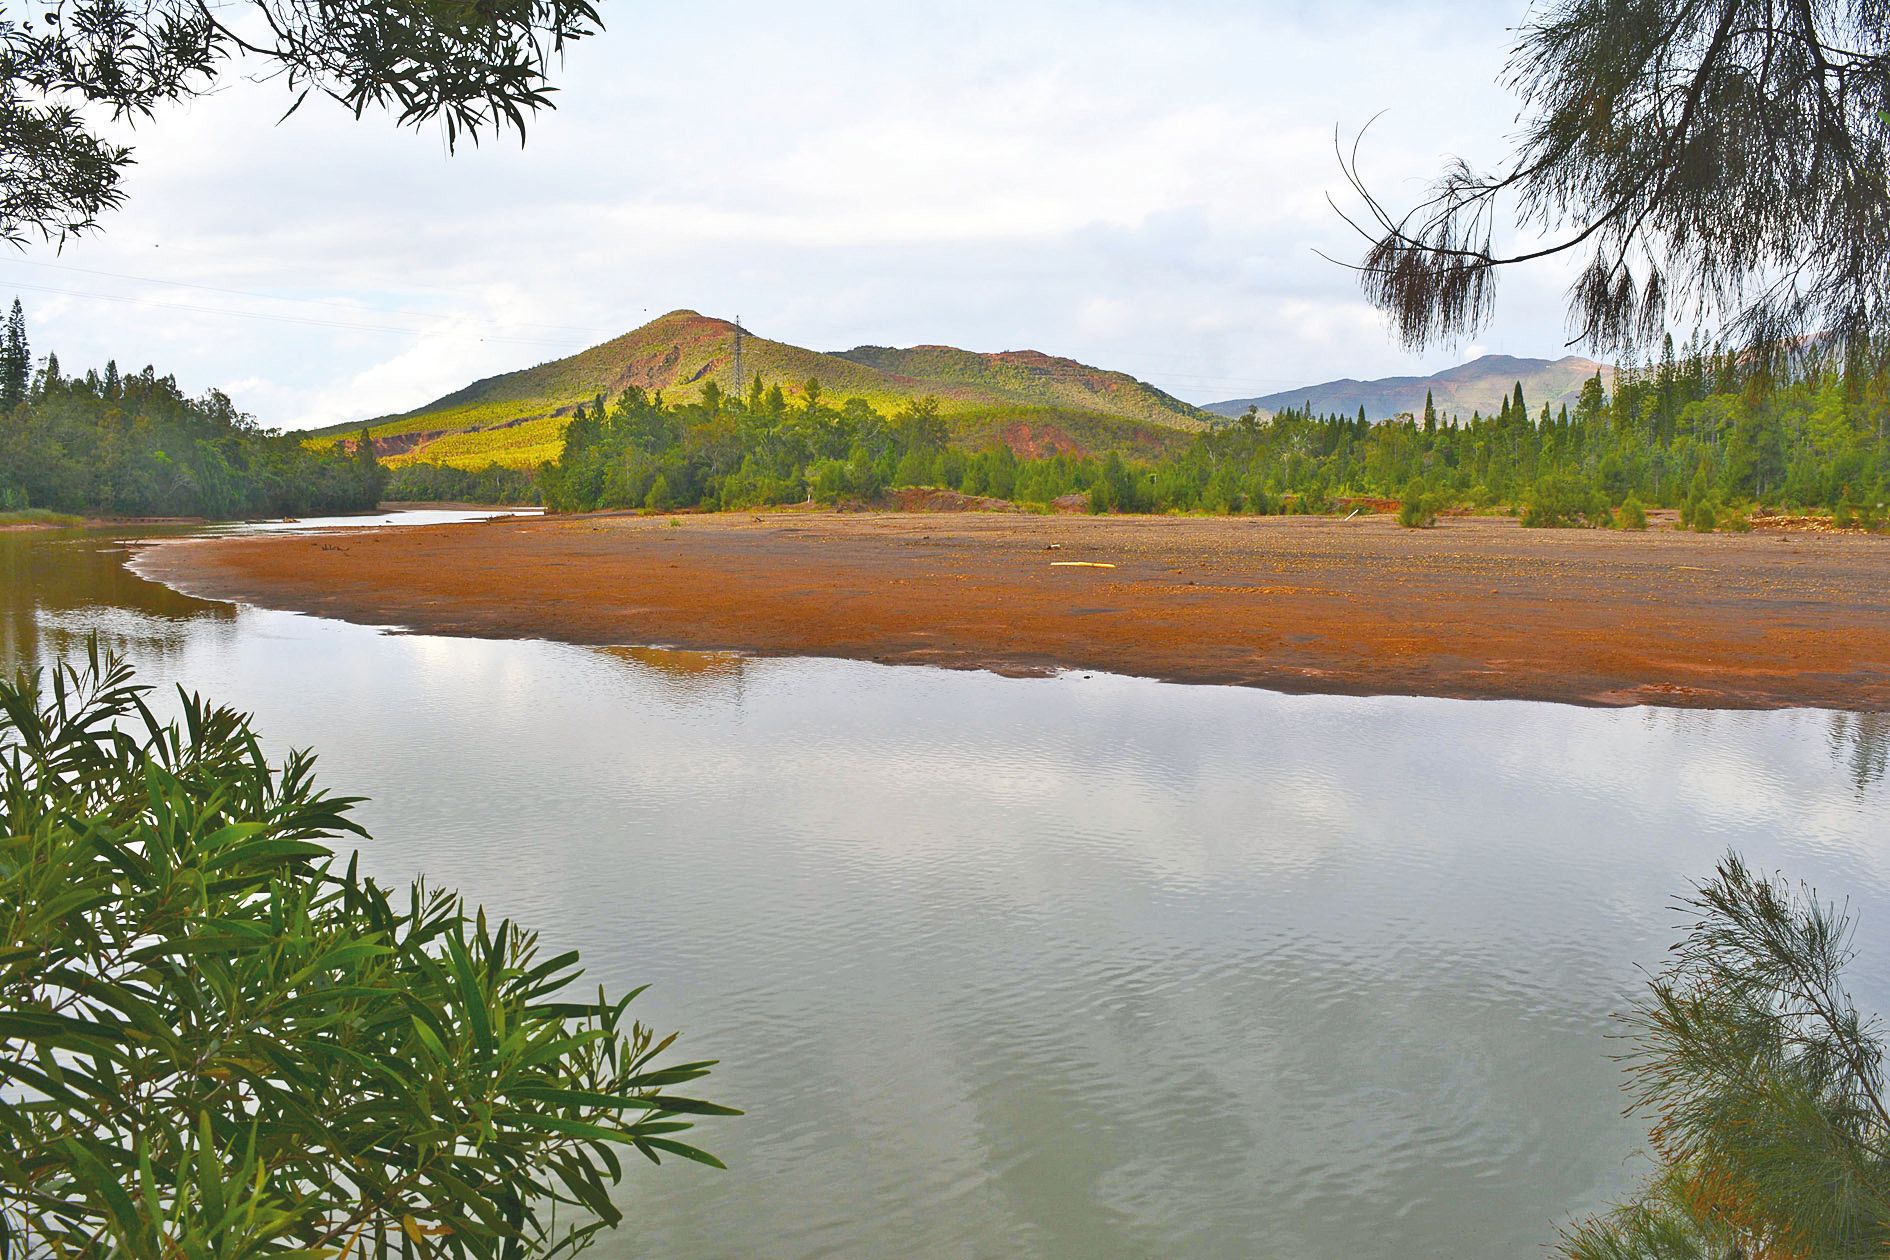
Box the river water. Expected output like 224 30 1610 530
4 512 1887 1259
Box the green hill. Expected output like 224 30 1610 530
311 310 1209 468
831 344 1204 427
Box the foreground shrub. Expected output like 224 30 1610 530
0 646 733 1256
1522 473 1610 528
1558 854 1890 1258
1397 479 1438 528
1681 493 1721 532
1615 493 1647 530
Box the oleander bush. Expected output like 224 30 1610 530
0 645 732 1256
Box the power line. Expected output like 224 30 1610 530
1 280 581 348
4 258 619 339
0 268 1330 396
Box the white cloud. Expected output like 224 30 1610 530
2 0 1566 428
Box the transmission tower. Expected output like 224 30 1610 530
731 314 744 400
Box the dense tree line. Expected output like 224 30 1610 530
0 307 385 519
540 348 1889 527
384 460 540 505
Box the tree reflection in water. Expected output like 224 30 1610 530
1829 711 1890 797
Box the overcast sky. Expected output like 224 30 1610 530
2 0 1583 430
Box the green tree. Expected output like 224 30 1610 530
0 343 385 518
1523 471 1607 527
353 426 388 504
1560 854 1890 1259
1396 476 1436 527
0 0 602 244
0 298 26 409
1575 373 1607 426
0 646 732 1254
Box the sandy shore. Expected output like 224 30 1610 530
134 510 1890 709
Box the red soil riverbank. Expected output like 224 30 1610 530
134 509 1890 709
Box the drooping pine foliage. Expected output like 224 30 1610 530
0 645 732 1256
1347 0 1890 364
1560 854 1890 1259
538 345 1889 523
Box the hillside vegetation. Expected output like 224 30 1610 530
319 310 1209 470
533 343 1889 530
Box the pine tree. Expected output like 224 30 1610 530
1560 855 1890 1258
1423 389 1437 432
0 298 27 409
353 427 387 502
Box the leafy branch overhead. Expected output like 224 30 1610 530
0 644 732 1255
1338 0 1890 364
0 0 603 244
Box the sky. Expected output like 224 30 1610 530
2 0 1588 430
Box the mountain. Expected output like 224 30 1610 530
311 310 1210 468
1205 354 1614 423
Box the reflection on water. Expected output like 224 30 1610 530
3 518 1887 1260
0 526 231 667
1830 712 1890 797
594 645 749 698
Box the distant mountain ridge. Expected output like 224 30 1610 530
1206 354 1614 422
307 310 1211 467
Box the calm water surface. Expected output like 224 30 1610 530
5 514 1887 1259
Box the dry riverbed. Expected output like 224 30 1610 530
135 510 1890 709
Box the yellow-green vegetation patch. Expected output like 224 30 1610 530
385 413 571 470
0 508 85 526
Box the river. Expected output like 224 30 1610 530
4 511 1886 1258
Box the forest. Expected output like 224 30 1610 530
384 459 540 505
0 304 386 520
537 345 1890 528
